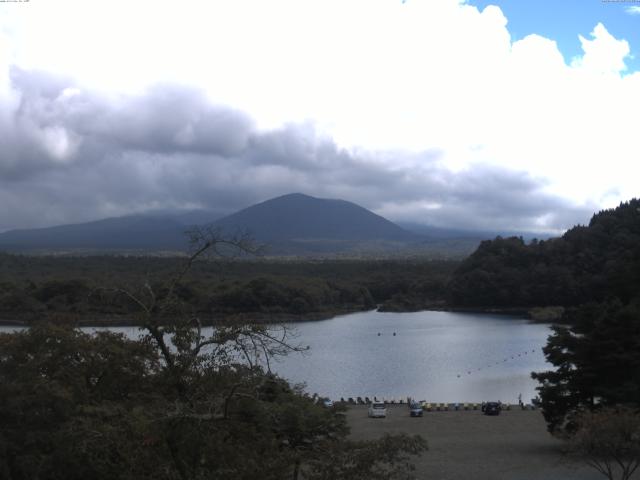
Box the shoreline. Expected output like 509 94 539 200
0 308 367 328
0 304 564 328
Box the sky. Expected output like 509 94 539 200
0 0 638 234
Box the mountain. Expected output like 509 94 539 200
0 215 192 252
397 221 552 242
397 222 491 242
208 193 421 255
214 193 416 242
0 193 496 256
0 194 419 254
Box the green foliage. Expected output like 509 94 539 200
0 323 160 480
0 255 456 323
448 199 640 308
0 232 428 479
0 323 427 479
532 300 640 433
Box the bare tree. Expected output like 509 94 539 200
112 226 305 394
568 406 640 480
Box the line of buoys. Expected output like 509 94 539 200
338 398 537 410
456 348 540 378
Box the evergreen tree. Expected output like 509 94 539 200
532 300 640 433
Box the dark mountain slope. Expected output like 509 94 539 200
0 194 418 253
0 216 191 251
213 193 417 242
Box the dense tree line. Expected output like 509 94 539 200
0 255 456 324
532 300 640 433
0 322 427 480
448 199 640 308
510 200 640 459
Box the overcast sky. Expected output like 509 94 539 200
0 0 638 233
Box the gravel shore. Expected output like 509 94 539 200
346 405 612 480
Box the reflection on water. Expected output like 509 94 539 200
0 310 552 403
267 310 551 403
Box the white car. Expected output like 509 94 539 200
368 402 387 418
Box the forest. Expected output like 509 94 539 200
447 198 640 309
0 254 456 325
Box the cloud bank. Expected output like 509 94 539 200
0 69 591 233
1 0 637 233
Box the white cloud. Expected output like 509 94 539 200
626 6 640 15
571 22 630 74
0 0 638 228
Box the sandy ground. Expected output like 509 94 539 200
346 405 625 480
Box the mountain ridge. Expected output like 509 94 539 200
214 193 417 242
0 193 488 256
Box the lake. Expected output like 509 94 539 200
0 310 552 404
269 310 552 404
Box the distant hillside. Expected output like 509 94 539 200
214 193 416 242
0 216 182 251
0 213 216 252
447 198 640 308
398 222 551 242
0 194 422 255
397 222 491 240
0 193 534 257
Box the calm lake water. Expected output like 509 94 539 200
271 310 551 404
1 310 552 403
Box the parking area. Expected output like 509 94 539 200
346 405 605 480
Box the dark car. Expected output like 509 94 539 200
483 401 501 416
408 401 423 417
